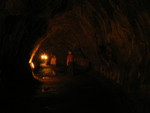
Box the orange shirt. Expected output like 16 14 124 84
67 54 74 66
51 57 56 65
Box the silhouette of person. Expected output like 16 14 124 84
50 55 56 76
67 51 74 75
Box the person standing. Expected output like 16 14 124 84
50 55 56 76
67 51 74 75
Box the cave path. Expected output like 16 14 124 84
14 71 136 113
1 69 136 113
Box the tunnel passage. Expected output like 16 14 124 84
29 27 92 82
0 0 150 96
0 0 150 113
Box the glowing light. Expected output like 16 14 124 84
41 55 44 59
29 59 32 63
29 43 41 63
45 56 47 59
30 62 35 69
29 37 47 64
41 54 48 60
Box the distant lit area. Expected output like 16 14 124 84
28 37 90 82
28 37 69 82
29 51 56 81
41 54 48 60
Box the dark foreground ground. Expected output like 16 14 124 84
0 68 150 113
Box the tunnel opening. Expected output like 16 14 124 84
29 34 91 82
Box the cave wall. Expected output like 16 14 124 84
0 0 150 92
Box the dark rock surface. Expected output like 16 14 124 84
0 0 150 113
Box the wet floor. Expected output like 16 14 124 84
32 66 74 97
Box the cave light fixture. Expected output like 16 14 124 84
41 54 48 60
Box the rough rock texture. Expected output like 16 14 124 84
0 0 150 93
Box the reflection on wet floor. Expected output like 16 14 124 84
39 67 52 77
32 66 72 97
37 66 55 77
32 66 58 82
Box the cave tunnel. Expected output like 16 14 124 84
0 0 150 113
